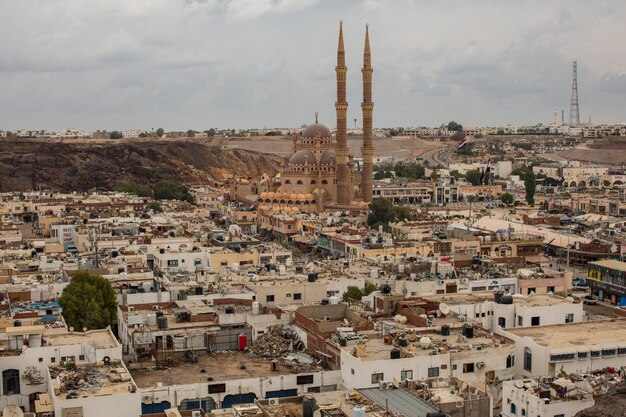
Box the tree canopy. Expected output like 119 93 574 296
500 192 515 206
187 130 196 138
59 271 117 331
524 171 536 206
465 169 482 186
342 286 363 302
109 131 123 139
114 181 152 197
153 181 194 203
447 121 463 131
156 127 164 137
367 198 411 230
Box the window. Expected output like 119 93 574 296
167 260 178 267
463 363 475 373
2 369 20 395
498 317 506 328
79 354 85 361
518 316 523 326
428 367 439 378
371 373 384 384
452 364 457 371
527 288 535 295
266 295 275 302
220 261 228 267
565 313 574 323
293 293 302 300
507 354 515 368
400 370 413 380
297 375 314 384
547 286 555 293
208 383 226 394
531 316 540 326
524 348 532 372
510 403 516 415
297 180 303 185
50 357 55 363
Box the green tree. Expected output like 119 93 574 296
187 129 196 138
342 286 363 302
138 132 148 138
524 171 536 206
114 181 152 197
465 169 482 186
109 131 123 139
156 127 164 137
367 198 411 230
153 181 194 203
206 128 216 137
500 192 515 206
374 171 385 180
59 271 117 331
362 283 378 296
447 121 463 131
147 202 163 212
449 170 461 181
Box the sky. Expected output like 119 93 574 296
0 0 625 131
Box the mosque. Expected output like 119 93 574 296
257 22 375 212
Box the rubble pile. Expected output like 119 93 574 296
576 382 626 417
51 366 105 394
250 326 304 358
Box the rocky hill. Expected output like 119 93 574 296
0 139 284 192
575 382 626 417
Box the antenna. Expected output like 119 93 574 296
569 60 580 127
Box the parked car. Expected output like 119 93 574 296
582 295 596 305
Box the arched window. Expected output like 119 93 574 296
322 179 328 185
522 409 526 416
297 180 303 185
284 179 291 185
498 317 506 328
510 403 517 415
311 180 316 185
2 369 20 395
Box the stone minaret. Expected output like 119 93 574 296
335 21 351 205
361 24 374 203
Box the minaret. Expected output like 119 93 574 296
335 21 351 205
361 24 374 203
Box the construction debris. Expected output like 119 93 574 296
250 325 304 358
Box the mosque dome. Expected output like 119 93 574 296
319 150 336 165
289 150 316 165
302 123 332 138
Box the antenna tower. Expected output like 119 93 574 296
569 60 580 127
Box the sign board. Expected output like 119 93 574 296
62 407 83 417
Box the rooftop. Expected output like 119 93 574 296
44 329 119 348
50 363 135 399
130 351 315 388
589 259 626 271
505 319 626 349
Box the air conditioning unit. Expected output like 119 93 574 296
379 381 391 390
476 361 485 369
269 398 280 406
142 395 153 403
128 306 135 312
191 411 201 417
206 299 214 306
323 316 331 322
152 305 159 311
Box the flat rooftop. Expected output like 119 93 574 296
589 259 626 271
130 351 317 388
50 363 135 399
506 319 626 348
45 329 118 348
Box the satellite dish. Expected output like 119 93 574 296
3 406 24 417
82 327 87 332
69 327 74 332
439 303 450 315
514 380 524 389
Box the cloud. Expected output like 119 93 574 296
0 0 625 130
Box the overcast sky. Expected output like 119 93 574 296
1 0 625 131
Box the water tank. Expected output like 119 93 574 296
225 306 235 314
252 301 261 315
295 265 304 274
159 248 165 254
398 337 408 347
462 323 474 338
494 291 504 303
441 324 451 336
321 298 329 305
340 338 347 347
353 407 366 417
328 296 339 305
13 320 21 327
157 315 168 329
380 284 392 294
371 269 379 279
195 286 203 295
390 348 401 359
419 336 432 349
238 334 247 351
501 295 514 304
308 273 318 282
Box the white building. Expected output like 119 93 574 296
502 378 594 417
